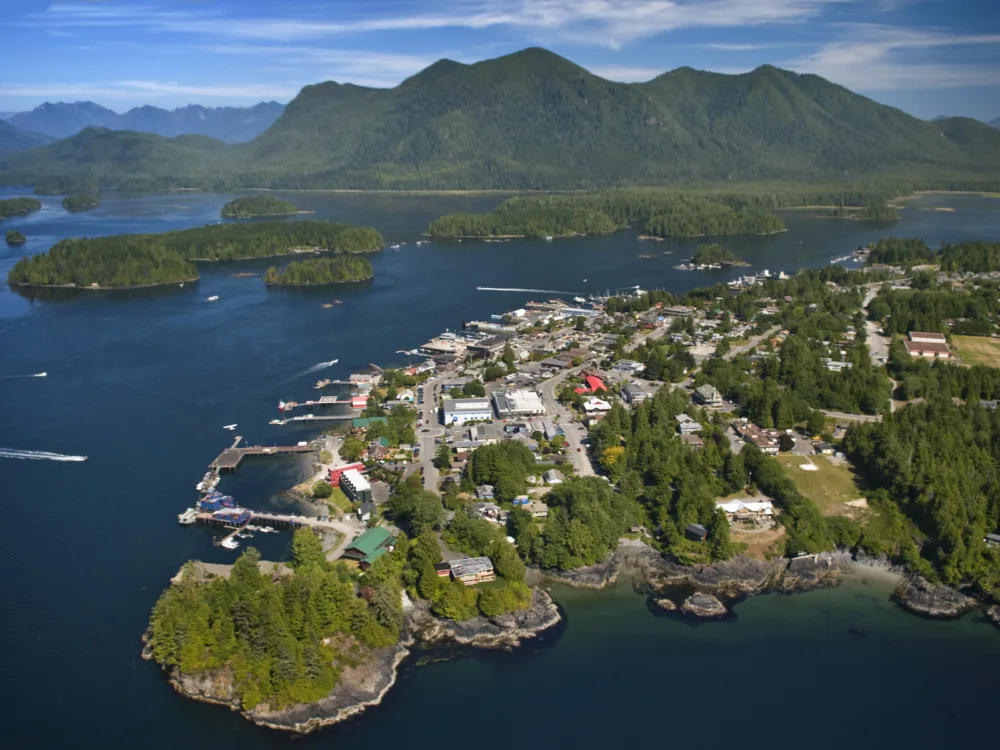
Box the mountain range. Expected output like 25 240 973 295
0 120 54 157
991 117 1000 129
2 48 1000 192
6 101 285 143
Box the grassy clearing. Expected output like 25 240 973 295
777 455 863 516
951 335 1000 368
328 486 353 513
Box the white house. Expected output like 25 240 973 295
583 397 612 413
611 359 646 375
715 498 774 523
676 414 702 435
542 469 564 485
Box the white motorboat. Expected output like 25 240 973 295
206 295 219 302
220 537 240 550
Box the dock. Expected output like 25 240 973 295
314 379 353 389
280 396 355 410
194 510 344 533
209 435 319 471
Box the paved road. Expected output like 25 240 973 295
323 515 365 561
538 365 595 477
819 410 881 423
416 371 449 492
724 325 781 361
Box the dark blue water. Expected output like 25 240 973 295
1 190 998 748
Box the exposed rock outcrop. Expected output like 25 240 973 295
652 597 677 612
409 587 562 650
988 606 1000 630
539 539 661 589
680 592 728 618
644 555 787 597
893 575 976 619
778 551 850 592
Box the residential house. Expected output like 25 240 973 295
476 485 495 500
611 359 646 375
694 384 722 406
814 442 836 455
733 421 780 455
471 502 506 523
680 433 704 449
449 556 496 585
368 438 392 461
433 562 453 577
342 527 394 569
676 414 702 435
543 469 564 485
715 499 774 524
583 397 612 413
469 423 502 444
357 501 377 523
526 501 549 519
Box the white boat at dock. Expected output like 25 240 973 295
177 508 198 525
269 418 287 425
220 537 240 550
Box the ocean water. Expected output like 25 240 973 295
1 190 998 749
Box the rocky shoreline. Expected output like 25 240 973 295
892 575 976 619
145 587 562 734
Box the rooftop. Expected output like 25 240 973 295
443 397 492 412
342 468 371 492
449 556 494 578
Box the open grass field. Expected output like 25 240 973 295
777 455 864 516
328 486 353 513
951 335 1000 368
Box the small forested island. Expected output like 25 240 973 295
222 195 298 219
264 255 373 286
7 220 383 290
6 230 26 245
689 243 749 267
61 193 100 212
866 237 1000 273
427 190 787 240
427 207 622 238
828 201 900 221
0 197 41 219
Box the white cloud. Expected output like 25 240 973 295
36 1 853 47
786 25 1000 89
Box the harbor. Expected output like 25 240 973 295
208 435 319 471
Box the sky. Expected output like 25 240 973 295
1 0 998 120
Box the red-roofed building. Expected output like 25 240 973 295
329 463 366 486
575 374 608 394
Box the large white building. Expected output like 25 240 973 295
493 389 547 418
442 397 493 425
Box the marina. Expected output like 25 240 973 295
208 435 319 471
278 396 356 410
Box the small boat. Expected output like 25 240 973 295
177 508 197 525
33 372 47 378
223 424 237 430
544 236 553 241
582 279 587 283
321 303 333 309
269 418 286 425
205 295 219 302
220 537 240 550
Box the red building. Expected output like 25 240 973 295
329 462 366 486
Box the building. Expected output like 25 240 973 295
986 533 1000 549
469 423 502 444
685 523 708 542
662 305 695 318
814 442 836 455
694 384 723 406
583 397 612 413
823 358 853 372
540 354 574 370
611 359 646 375
526 501 549 519
676 414 702 435
543 469 564 485
622 382 652 406
357 501 377 523
434 562 453 577
342 527 394 569
493 389 546 418
680 433 704 449
471 502 507 523
368 438 392 461
904 331 951 359
329 462 366 487
476 485 495 500
442 397 493 425
467 334 512 359
715 499 774 523
341 468 372 504
449 557 496 585
733 421 780 455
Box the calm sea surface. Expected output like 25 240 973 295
1 190 998 748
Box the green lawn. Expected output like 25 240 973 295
328 486 353 513
777 455 863 516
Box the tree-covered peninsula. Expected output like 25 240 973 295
6 230 26 245
0 197 41 219
264 255 373 286
62 193 100 212
644 204 785 238
221 195 298 219
7 220 383 289
690 244 748 266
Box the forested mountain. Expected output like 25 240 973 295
989 116 1000 129
3 48 1000 191
7 101 284 143
0 120 54 156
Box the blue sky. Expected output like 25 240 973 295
2 0 998 120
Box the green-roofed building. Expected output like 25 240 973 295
352 416 388 429
341 527 394 569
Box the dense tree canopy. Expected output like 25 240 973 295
0 197 41 219
264 255 373 285
61 193 100 212
221 195 297 218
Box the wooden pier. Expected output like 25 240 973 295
195 510 344 533
281 396 355 409
209 435 318 471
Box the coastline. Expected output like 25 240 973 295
222 210 317 219
146 583 562 734
9 276 199 291
264 276 373 287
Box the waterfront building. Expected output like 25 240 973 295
341 468 373 504
449 557 496 585
342 527 394 569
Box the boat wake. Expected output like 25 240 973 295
0 449 88 462
0 372 48 379
476 286 578 295
301 359 338 375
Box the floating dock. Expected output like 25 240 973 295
280 396 355 410
209 435 318 471
269 414 356 425
193 509 344 532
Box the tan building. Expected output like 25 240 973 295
904 331 951 360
